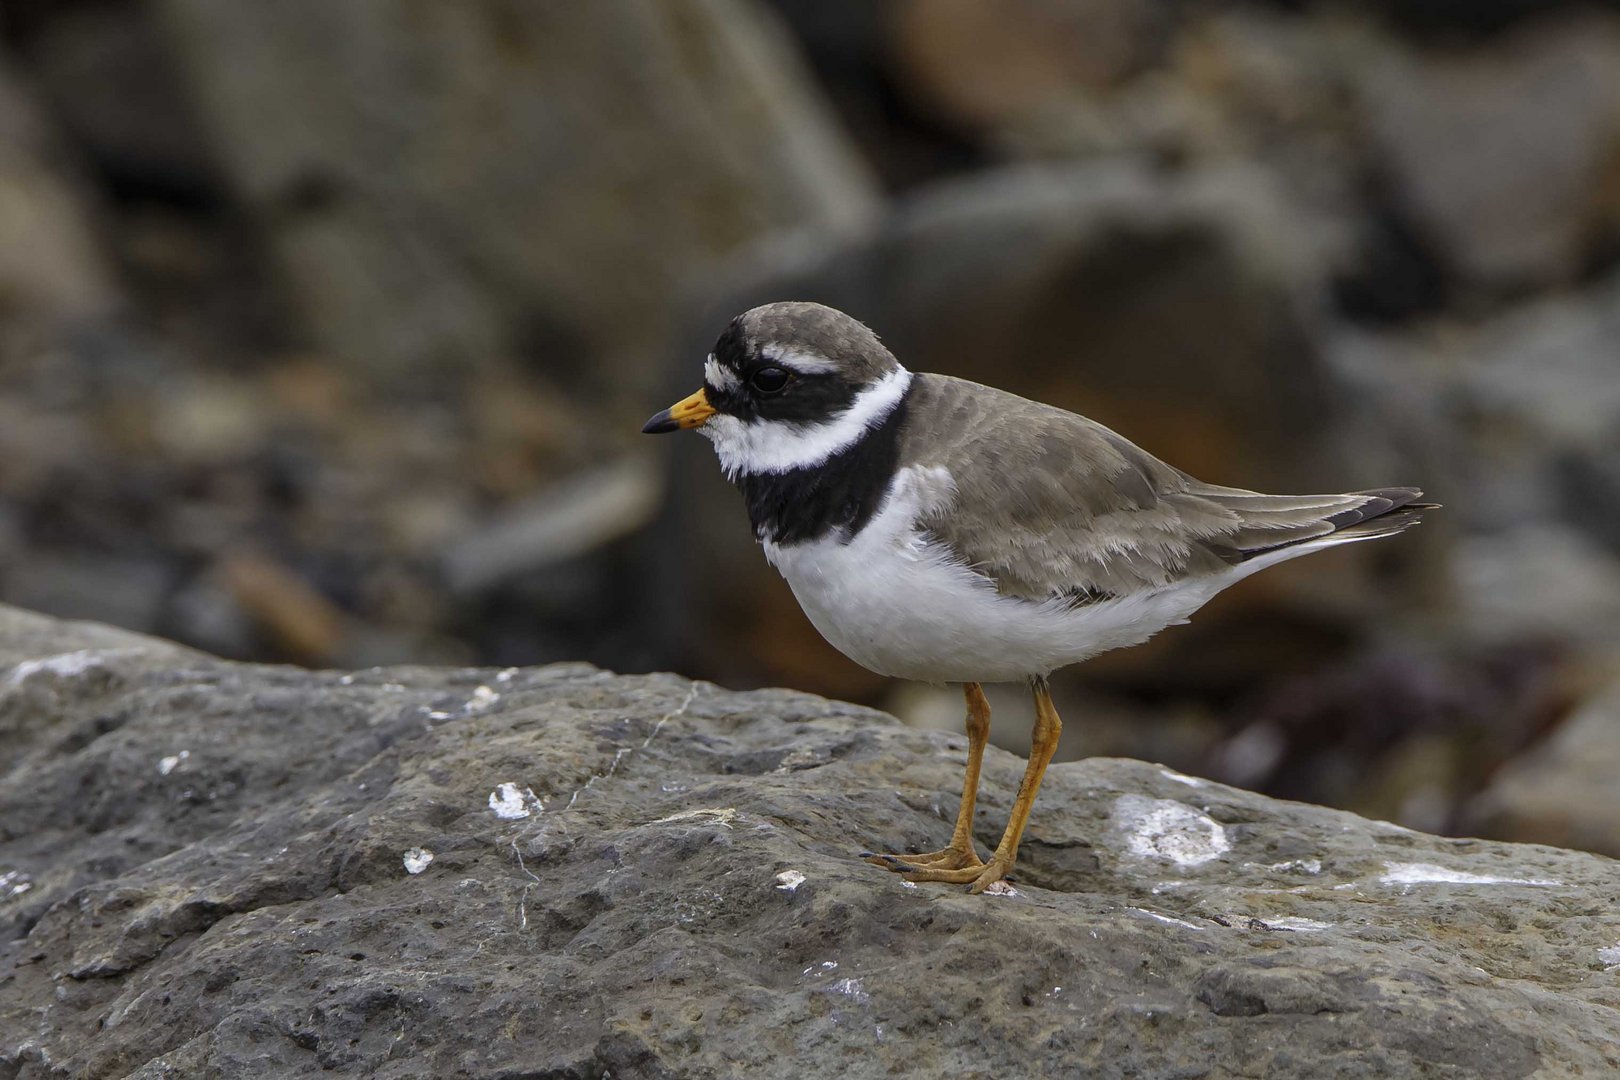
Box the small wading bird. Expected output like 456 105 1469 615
644 302 1432 894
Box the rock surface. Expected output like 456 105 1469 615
2 606 1619 1078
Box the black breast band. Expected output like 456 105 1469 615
735 387 912 547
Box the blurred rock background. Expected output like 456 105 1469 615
0 0 1616 851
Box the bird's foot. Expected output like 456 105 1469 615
861 843 982 873
907 854 1004 893
898 854 1013 894
862 847 1013 893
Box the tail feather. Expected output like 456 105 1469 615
1323 487 1430 531
1192 484 1436 564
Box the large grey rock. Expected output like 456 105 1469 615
1357 12 1620 292
23 3 219 199
881 2 1620 306
1325 268 1620 649
889 0 1169 132
1449 525 1620 647
0 60 119 328
152 0 876 400
1426 271 1620 647
3 606 1619 1077
1469 668 1620 858
1454 270 1620 540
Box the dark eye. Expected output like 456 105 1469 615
750 366 791 395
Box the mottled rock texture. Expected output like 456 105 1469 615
2 605 1619 1078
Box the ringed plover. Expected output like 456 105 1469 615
644 302 1433 893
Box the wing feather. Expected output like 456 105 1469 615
899 374 1431 600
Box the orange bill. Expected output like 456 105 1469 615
642 388 716 433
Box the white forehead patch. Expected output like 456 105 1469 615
702 367 912 479
704 354 739 393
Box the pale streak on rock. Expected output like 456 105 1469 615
1111 794 1232 867
1378 862 1563 888
1252 916 1335 933
6 649 125 685
1127 907 1205 931
655 807 738 830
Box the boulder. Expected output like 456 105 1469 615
1322 265 1620 650
1355 268 1620 650
0 59 119 328
3 606 1618 1077
1449 270 1620 541
152 0 877 401
1356 12 1620 293
20 3 219 200
882 2 1620 306
889 0 1169 133
1469 667 1620 858
1449 525 1620 648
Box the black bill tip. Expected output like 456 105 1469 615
641 408 678 434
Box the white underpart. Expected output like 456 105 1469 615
702 367 912 479
763 462 1306 682
703 354 738 393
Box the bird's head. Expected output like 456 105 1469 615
642 302 911 479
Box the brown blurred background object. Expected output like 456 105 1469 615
0 0 1617 852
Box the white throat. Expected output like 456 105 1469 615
702 367 912 478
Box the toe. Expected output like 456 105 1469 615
965 861 1013 894
864 852 935 873
863 846 983 872
900 862 988 885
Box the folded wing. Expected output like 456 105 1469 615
900 374 1433 601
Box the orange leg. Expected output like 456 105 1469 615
898 676 1062 893
865 682 991 872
